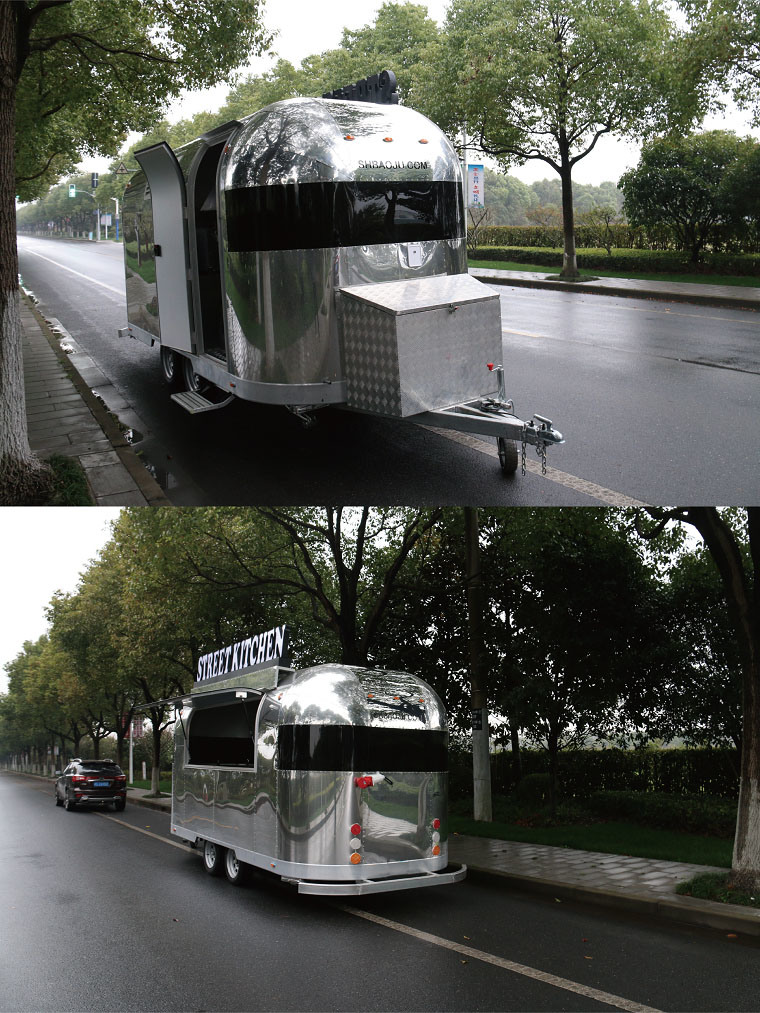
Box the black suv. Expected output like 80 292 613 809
55 759 127 812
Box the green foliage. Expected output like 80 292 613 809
515 772 551 806
585 790 737 837
13 0 273 201
619 131 759 262
47 454 93 506
676 872 760 907
468 245 760 275
485 747 741 799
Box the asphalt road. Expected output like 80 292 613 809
16 235 760 506
3 772 760 1013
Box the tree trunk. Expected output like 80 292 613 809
464 507 492 822
150 711 162 795
0 5 51 504
547 728 559 817
558 155 580 281
509 719 522 786
685 508 760 892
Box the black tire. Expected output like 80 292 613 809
63 795 76 812
181 355 210 396
224 848 249 885
160 345 183 389
55 790 63 807
202 839 225 876
497 437 519 475
113 798 126 812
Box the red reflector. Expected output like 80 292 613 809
487 363 494 371
350 823 361 836
354 776 373 789
433 818 441 830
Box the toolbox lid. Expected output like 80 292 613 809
341 273 498 315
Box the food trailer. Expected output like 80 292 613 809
118 75 563 474
162 624 465 896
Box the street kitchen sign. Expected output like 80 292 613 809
194 624 289 689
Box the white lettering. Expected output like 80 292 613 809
232 642 240 670
257 634 267 664
274 625 285 659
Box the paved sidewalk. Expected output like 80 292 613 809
20 293 169 506
469 266 760 312
125 786 760 937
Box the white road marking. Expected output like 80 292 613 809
340 905 664 1013
98 811 188 851
422 427 648 506
21 248 124 297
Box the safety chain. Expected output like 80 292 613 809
521 430 527 476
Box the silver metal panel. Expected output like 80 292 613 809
223 248 340 385
122 172 160 339
222 98 461 188
134 142 194 354
296 864 466 896
341 276 502 416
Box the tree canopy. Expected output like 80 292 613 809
413 0 691 279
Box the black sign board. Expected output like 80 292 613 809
323 70 398 105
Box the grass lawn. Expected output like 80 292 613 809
46 454 93 505
676 872 760 908
469 258 760 288
128 778 172 795
449 804 733 868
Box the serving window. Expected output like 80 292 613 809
187 699 261 767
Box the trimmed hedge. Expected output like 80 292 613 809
469 224 760 255
487 748 739 800
585 790 737 838
468 245 760 276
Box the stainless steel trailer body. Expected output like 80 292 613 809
119 95 563 471
169 661 465 895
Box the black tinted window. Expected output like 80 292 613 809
225 180 464 252
277 724 447 772
79 763 121 775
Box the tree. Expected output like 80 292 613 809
0 0 271 504
464 508 492 821
492 509 662 812
678 0 760 128
415 0 689 280
619 130 753 261
641 508 760 893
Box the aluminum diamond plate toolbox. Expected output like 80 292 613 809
340 274 502 417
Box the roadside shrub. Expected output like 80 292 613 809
468 245 760 276
585 790 736 838
516 772 551 806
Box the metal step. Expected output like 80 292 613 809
171 390 235 414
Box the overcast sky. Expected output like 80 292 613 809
87 0 758 187
0 508 121 693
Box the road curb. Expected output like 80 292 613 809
127 792 172 813
465 864 760 938
470 271 760 312
23 291 171 506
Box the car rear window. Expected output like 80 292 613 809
79 763 121 775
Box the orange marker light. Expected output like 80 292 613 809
383 136 393 142
344 135 355 140
432 845 441 856
350 853 362 864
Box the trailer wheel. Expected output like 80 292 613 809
160 346 182 389
202 839 225 876
181 356 211 396
497 437 519 475
224 849 249 885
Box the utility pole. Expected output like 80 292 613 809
464 506 492 822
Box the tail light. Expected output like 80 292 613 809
71 775 87 784
115 775 126 783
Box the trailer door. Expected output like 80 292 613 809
134 142 193 354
